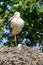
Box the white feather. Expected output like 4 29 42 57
10 12 24 35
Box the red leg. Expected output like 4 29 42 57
14 35 17 46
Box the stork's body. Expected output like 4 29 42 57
8 12 24 46
11 16 24 35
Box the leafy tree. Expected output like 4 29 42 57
0 0 43 46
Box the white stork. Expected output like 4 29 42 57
8 12 24 46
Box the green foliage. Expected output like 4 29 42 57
0 19 4 31
0 0 43 46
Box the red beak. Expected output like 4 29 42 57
8 15 16 21
11 15 16 20
11 15 16 21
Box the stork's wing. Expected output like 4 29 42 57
10 17 25 35
10 17 24 29
17 17 25 28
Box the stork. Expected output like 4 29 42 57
8 12 24 46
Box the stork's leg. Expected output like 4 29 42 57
14 35 17 46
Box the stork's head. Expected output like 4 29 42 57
8 12 20 21
14 12 20 18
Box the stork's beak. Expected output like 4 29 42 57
8 18 11 21
8 15 16 21
13 15 16 18
8 14 16 22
